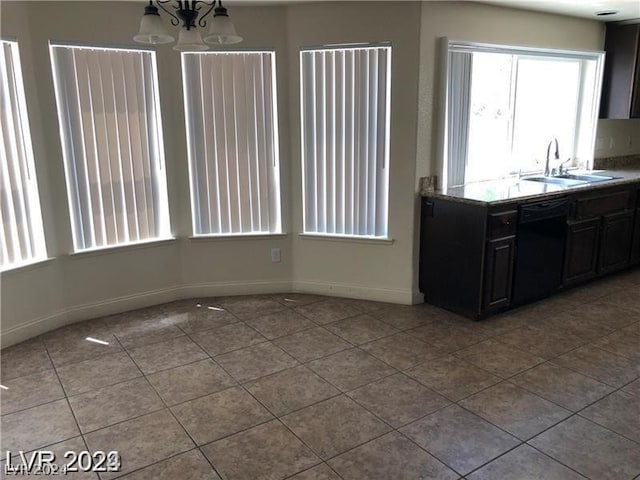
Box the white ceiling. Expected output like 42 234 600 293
478 0 640 22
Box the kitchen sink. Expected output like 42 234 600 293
554 173 616 182
523 176 588 186
523 173 618 187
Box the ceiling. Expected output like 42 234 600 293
227 0 640 22
479 0 640 22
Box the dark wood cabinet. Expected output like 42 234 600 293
563 186 634 284
600 210 634 273
631 207 640 264
419 197 516 318
564 218 600 284
600 23 640 119
483 236 515 311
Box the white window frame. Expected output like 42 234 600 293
300 43 392 239
181 49 282 237
1 39 47 271
440 39 604 188
50 43 171 252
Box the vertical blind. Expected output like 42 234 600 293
50 44 170 251
182 51 281 235
300 45 391 238
0 40 46 269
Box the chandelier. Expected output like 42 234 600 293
134 1 243 51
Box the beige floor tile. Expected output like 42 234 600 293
530 415 640 480
271 293 327 307
84 410 194 480
460 382 571 440
0 339 53 381
112 317 185 349
223 297 287 320
535 311 616 342
281 395 391 460
599 288 640 314
1 399 80 453
245 365 339 416
623 378 640 396
146 358 236 406
510 362 614 411
294 299 362 325
370 305 433 330
215 342 298 383
328 431 458 480
495 325 586 359
1 436 99 480
592 330 640 362
56 351 142 396
45 334 122 368
575 301 639 330
273 327 351 363
288 463 341 480
405 355 501 401
118 449 220 480
245 309 315 340
127 336 208 375
580 390 640 442
466 444 587 480
171 386 273 445
551 345 640 388
455 339 546 378
325 314 399 345
347 373 450 428
406 322 484 352
68 377 164 433
401 404 519 475
201 420 320 480
0 369 64 415
307 348 396 391
168 307 239 334
360 333 449 370
193 322 266 356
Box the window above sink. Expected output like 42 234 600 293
442 39 605 188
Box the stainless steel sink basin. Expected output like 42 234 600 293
555 174 616 182
523 176 588 186
523 173 618 187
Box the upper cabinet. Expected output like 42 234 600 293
600 22 640 119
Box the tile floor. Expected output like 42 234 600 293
1 270 640 479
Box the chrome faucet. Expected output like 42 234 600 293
544 138 560 177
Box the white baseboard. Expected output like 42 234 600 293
0 279 292 348
292 280 417 305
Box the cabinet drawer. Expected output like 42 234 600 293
576 190 632 219
487 210 517 238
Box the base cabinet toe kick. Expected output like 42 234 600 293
419 182 640 319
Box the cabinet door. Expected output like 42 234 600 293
482 236 515 312
632 208 640 265
600 210 634 273
564 218 600 285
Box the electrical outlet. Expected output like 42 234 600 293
596 137 606 150
609 138 616 150
271 248 281 263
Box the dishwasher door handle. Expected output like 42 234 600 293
520 198 569 223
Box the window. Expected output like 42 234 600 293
1 40 47 270
50 44 171 251
444 40 604 187
182 51 281 236
300 44 391 238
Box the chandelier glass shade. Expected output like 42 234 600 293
134 1 243 50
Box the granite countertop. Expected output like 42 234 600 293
424 168 640 205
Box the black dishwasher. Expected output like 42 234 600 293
512 198 569 306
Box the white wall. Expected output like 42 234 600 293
0 1 624 347
0 1 293 347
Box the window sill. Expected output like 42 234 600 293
189 233 288 242
1 257 56 275
68 237 177 258
298 233 394 245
